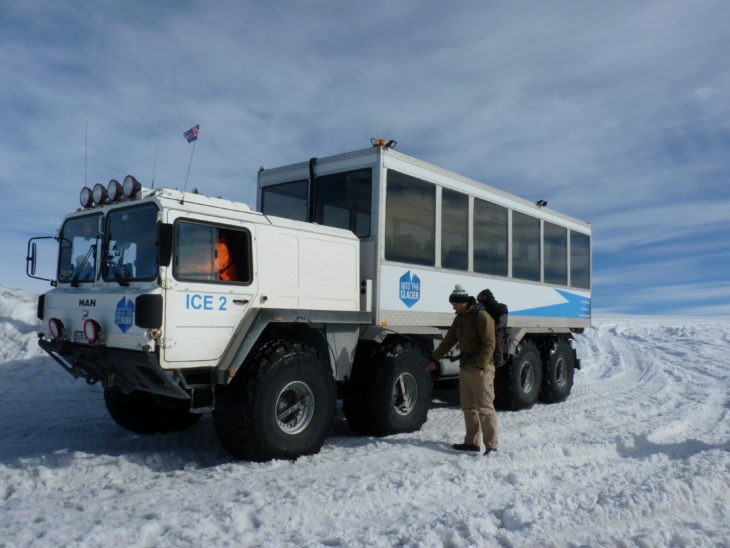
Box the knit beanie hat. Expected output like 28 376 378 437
477 289 496 306
449 284 469 303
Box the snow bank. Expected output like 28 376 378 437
0 286 728 547
0 286 43 363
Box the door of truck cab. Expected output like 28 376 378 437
162 212 257 365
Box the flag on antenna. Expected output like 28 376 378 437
183 125 200 143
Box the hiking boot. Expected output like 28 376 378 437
484 448 497 456
452 443 480 452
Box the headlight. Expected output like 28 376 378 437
92 183 108 205
107 179 123 203
83 319 101 344
79 187 93 208
48 318 64 340
123 175 141 199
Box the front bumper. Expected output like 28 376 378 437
38 335 201 399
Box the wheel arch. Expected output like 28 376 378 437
216 308 371 384
507 329 576 360
356 328 440 371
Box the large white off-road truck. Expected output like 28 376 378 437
28 142 591 461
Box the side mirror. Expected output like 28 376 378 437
28 242 37 276
26 236 57 282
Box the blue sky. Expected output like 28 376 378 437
2 0 729 315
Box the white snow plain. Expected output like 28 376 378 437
1 285 729 547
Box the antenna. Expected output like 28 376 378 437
84 120 88 187
151 141 159 189
183 139 197 194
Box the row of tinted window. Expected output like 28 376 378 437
384 171 590 289
58 208 255 286
260 168 372 238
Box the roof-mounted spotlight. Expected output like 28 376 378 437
107 179 123 203
92 183 108 206
536 199 548 207
123 175 141 199
386 140 397 149
79 186 93 208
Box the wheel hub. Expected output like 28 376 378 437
554 356 568 387
520 361 535 393
392 372 417 416
275 381 315 435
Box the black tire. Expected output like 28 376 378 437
495 340 543 410
213 340 335 462
344 339 432 435
103 387 201 434
540 338 575 403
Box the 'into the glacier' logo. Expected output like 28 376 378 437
399 271 421 308
115 297 134 333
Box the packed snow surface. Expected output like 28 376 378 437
1 286 728 547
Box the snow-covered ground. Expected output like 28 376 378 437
1 285 728 547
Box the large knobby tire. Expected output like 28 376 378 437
103 387 201 434
540 338 575 403
213 340 335 462
344 339 432 436
495 340 543 410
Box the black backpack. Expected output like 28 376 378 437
476 289 509 367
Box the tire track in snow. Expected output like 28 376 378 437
496 322 665 453
463 319 730 482
2 312 729 546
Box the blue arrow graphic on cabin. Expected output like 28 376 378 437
510 289 590 319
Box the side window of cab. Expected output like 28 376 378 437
173 221 252 284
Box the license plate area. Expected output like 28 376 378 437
73 331 86 344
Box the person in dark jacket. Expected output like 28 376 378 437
427 285 498 455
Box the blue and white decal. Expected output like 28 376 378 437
510 289 591 319
379 264 591 320
399 271 421 308
115 297 135 333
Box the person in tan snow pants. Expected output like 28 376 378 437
426 284 498 455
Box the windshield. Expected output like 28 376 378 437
58 214 102 283
103 204 159 283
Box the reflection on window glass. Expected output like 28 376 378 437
174 221 252 284
512 211 540 281
474 199 507 276
385 171 435 266
103 205 159 283
441 189 468 270
58 214 101 283
315 168 372 237
544 222 567 285
570 231 591 289
261 180 308 221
